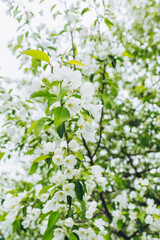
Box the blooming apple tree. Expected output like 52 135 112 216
0 0 160 240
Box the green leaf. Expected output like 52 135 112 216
13 219 20 233
42 212 60 240
134 85 146 91
117 219 123 231
29 162 38 175
34 117 48 137
67 208 74 218
57 122 65 138
81 8 90 15
17 34 23 45
51 4 56 11
54 107 70 130
60 47 68 67
104 18 114 30
67 60 87 67
122 51 132 58
138 211 145 223
105 234 112 240
81 171 91 180
50 187 57 197
49 81 59 88
48 97 58 107
81 200 86 219
39 185 54 196
73 152 84 161
80 110 92 124
74 180 84 201
33 155 51 163
41 212 51 223
30 90 56 98
0 152 5 160
58 87 68 101
21 49 50 64
90 73 95 82
70 233 79 240
67 196 72 207
28 120 38 134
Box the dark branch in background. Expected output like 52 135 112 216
100 192 112 220
70 30 76 61
81 135 94 165
92 63 105 158
129 224 148 239
64 123 69 154
92 106 103 158
126 153 141 178
0 232 5 240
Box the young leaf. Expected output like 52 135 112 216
117 219 123 231
80 110 92 124
28 120 38 134
81 200 86 219
81 8 90 15
48 97 57 107
54 107 70 130
0 152 5 160
39 185 54 196
58 87 68 101
70 233 79 240
73 152 84 161
104 18 114 30
57 122 65 138
122 51 132 58
60 47 68 67
67 60 87 67
29 162 38 175
42 212 60 240
33 155 51 163
30 90 55 98
74 180 84 201
34 117 48 137
21 50 50 64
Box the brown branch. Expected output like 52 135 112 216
126 154 141 178
92 63 105 158
128 224 148 239
64 123 69 154
81 135 94 165
100 192 112 220
92 106 103 158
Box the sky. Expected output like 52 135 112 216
0 2 25 79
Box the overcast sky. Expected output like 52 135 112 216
0 2 25 79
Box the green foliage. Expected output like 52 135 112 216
67 60 87 67
33 155 51 163
42 212 60 240
70 233 79 240
104 18 114 30
29 162 38 175
39 185 54 196
21 50 50 64
0 152 5 160
74 180 84 201
81 8 90 15
34 117 48 137
54 107 70 130
30 90 56 98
